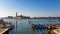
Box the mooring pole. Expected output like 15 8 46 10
16 12 17 34
44 20 48 34
44 20 45 30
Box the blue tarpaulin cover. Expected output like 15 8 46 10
37 29 42 34
35 23 39 26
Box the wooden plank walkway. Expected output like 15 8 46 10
51 29 60 34
0 28 8 34
0 23 14 34
51 24 60 34
0 19 14 34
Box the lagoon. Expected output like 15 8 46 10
4 18 60 34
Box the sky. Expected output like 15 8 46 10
0 0 60 17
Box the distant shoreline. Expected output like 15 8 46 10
3 17 59 19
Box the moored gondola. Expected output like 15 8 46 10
32 23 57 30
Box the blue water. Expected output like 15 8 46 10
4 18 60 34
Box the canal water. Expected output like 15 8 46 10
4 18 60 34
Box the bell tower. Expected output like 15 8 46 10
16 12 17 17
